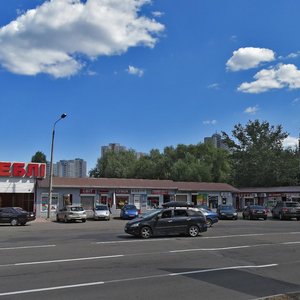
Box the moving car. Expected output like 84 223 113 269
124 207 207 239
272 201 300 220
242 205 267 220
93 204 110 221
56 205 87 223
217 205 238 220
120 204 139 219
0 207 35 226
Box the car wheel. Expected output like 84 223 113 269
297 217 300 221
140 226 152 239
82 219 86 223
264 217 267 220
56 215 60 222
10 218 19 226
206 218 213 227
188 225 199 237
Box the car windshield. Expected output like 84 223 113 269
220 206 234 210
250 205 264 209
125 205 136 210
286 202 300 207
70 207 84 211
13 207 27 213
95 206 108 210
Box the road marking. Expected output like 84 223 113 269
281 241 300 245
0 264 278 297
0 245 56 251
169 244 277 253
93 232 300 245
0 255 124 267
95 238 173 244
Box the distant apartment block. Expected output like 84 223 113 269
101 143 146 159
101 143 127 157
204 133 229 150
47 158 87 178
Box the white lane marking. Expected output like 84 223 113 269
0 281 105 297
281 241 300 245
0 264 278 297
0 255 124 267
0 245 56 251
94 232 300 245
169 264 278 276
169 244 278 253
96 238 172 244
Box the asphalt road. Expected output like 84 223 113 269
0 216 300 300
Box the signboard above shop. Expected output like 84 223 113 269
0 162 46 178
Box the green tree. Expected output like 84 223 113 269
222 119 291 187
31 151 47 163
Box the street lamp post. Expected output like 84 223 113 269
47 113 67 219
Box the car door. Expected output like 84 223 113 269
0 208 13 223
171 209 192 234
154 209 174 235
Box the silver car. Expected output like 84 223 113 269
94 205 110 221
56 205 87 223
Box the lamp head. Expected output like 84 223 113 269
61 113 67 119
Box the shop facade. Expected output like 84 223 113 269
35 178 237 218
0 161 46 212
235 187 300 210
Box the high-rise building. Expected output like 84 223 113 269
101 143 127 157
47 158 87 178
204 133 228 150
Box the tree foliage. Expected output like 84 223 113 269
31 151 47 163
222 119 299 187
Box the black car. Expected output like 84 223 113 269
242 205 267 220
0 207 36 226
217 205 238 220
124 207 207 239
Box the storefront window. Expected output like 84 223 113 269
147 197 159 209
81 196 94 210
116 196 129 209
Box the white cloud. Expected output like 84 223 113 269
283 136 298 148
203 120 217 125
292 97 300 105
226 47 275 71
0 0 164 78
152 11 164 17
238 64 300 93
207 83 219 89
127 65 144 77
244 105 259 115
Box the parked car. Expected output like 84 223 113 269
162 201 194 208
124 207 207 239
93 204 110 221
198 208 218 227
120 204 139 219
56 205 87 223
217 205 238 220
271 201 300 220
0 207 35 226
242 205 267 220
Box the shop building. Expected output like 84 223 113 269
0 161 46 212
36 177 238 218
235 186 300 210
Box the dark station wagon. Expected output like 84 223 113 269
125 207 207 239
0 207 36 226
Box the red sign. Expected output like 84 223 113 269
0 162 46 178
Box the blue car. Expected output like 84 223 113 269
120 204 139 219
198 208 218 227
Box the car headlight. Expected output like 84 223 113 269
221 213 225 215
130 223 140 228
233 212 237 215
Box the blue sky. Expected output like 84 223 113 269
1 0 300 172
